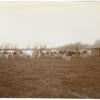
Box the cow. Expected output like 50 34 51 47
22 50 34 59
62 50 78 61
50 50 58 57
79 49 92 59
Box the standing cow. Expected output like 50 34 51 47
62 50 77 61
79 49 92 59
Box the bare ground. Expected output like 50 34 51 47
0 57 100 98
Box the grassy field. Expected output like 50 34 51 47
0 56 100 98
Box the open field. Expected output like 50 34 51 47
0 57 100 98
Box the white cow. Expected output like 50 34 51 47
22 50 33 58
79 49 92 59
87 50 92 57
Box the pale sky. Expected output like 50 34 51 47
0 1 100 48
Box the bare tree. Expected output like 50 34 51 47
4 43 11 50
93 39 100 47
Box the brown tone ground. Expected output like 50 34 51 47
0 57 100 98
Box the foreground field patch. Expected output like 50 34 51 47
0 57 100 98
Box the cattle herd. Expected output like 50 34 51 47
0 48 100 98
0 48 92 61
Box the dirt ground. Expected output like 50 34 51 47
0 56 100 98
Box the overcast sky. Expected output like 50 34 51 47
0 1 99 48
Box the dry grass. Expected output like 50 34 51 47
0 56 100 98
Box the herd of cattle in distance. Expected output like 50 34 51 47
0 48 92 61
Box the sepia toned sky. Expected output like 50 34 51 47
0 1 99 48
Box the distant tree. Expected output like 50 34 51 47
11 44 18 50
4 43 11 50
40 44 47 50
94 39 100 45
93 39 100 47
62 42 90 50
74 42 83 50
0 43 5 50
32 45 39 50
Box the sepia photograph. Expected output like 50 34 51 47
0 0 100 98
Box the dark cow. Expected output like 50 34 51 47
62 50 77 61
